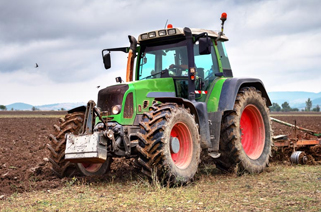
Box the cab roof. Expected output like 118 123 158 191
138 27 228 43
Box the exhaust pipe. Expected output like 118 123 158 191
126 35 137 82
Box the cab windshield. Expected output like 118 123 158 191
137 39 220 96
138 40 188 80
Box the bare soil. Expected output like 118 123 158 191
270 113 321 138
0 116 62 197
0 111 320 197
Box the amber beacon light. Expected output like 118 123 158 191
221 12 227 21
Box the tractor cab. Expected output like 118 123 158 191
136 27 231 100
103 21 231 102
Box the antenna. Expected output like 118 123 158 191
164 19 168 29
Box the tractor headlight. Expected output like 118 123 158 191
168 28 176 35
148 31 156 38
112 105 121 115
141 33 148 40
158 30 167 36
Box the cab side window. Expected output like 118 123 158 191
217 41 232 76
139 53 156 79
193 43 219 91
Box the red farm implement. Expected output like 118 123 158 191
271 117 321 164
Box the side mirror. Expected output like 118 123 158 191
103 53 111 69
115 76 123 83
199 37 211 55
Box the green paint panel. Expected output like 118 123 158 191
213 41 223 73
206 78 227 112
103 78 175 125
132 78 176 112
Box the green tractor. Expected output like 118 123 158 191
47 13 272 184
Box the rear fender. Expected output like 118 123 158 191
218 78 271 111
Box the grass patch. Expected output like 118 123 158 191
1 164 321 211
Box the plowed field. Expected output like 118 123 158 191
0 111 320 197
271 113 321 139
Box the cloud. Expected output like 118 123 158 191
0 0 320 105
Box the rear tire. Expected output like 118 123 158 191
47 112 111 177
137 103 201 185
215 87 272 174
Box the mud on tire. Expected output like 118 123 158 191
214 87 272 174
47 112 85 178
136 103 201 185
47 112 111 178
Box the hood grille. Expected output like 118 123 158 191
97 84 129 114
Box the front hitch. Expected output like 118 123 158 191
82 100 106 134
64 100 109 163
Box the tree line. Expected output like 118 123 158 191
0 105 66 111
270 98 320 112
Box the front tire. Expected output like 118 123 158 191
77 159 112 176
137 103 201 185
215 87 272 174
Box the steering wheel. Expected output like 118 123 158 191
168 64 184 76
205 69 215 81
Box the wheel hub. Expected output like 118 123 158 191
240 104 265 160
170 122 193 169
81 163 103 173
170 137 180 154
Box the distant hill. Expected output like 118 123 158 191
37 103 86 111
268 91 321 109
6 102 33 110
5 102 85 111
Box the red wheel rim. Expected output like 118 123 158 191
81 163 102 173
240 104 265 160
170 122 193 169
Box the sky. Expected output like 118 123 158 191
1 0 321 105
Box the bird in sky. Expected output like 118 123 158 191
97 86 100 88
35 63 39 68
